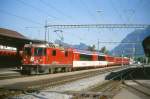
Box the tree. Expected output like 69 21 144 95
87 44 96 51
99 46 109 54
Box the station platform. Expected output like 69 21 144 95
113 80 150 99
0 68 19 75
110 65 150 99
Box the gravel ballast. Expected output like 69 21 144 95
11 72 109 99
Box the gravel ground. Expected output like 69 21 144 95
11 72 109 99
0 68 19 74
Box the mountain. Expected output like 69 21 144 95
54 40 71 48
54 40 89 50
111 27 150 57
72 43 89 50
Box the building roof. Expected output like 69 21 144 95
0 28 28 40
0 28 46 48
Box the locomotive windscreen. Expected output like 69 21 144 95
34 48 46 56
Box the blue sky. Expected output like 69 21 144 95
0 0 150 50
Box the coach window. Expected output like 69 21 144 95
52 50 56 56
98 56 106 61
65 51 68 57
80 54 92 61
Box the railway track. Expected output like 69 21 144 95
123 80 150 97
3 65 145 99
68 65 137 99
0 66 126 98
69 80 122 99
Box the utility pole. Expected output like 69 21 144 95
47 28 49 43
146 57 148 64
122 50 124 67
44 20 47 43
121 49 124 81
98 39 100 51
132 43 135 63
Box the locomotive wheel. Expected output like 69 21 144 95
68 68 72 72
49 68 54 74
62 67 66 72
54 68 58 73
39 68 49 74
65 68 68 72
30 69 37 75
65 67 72 72
44 69 49 74
56 68 62 72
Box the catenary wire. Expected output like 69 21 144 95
0 9 42 25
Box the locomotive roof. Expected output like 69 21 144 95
24 43 59 48
98 53 106 56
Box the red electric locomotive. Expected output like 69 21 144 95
22 43 73 74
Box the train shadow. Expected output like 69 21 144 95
11 69 22 73
105 65 150 80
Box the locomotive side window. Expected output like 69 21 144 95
52 50 56 56
34 48 46 56
43 48 46 56
98 56 105 61
65 51 68 57
80 54 92 61
24 47 31 55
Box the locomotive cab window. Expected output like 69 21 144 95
34 48 46 56
52 50 56 56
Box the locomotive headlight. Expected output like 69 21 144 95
30 56 34 62
35 60 39 64
23 59 26 62
39 59 43 62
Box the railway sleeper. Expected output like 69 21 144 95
67 91 109 99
